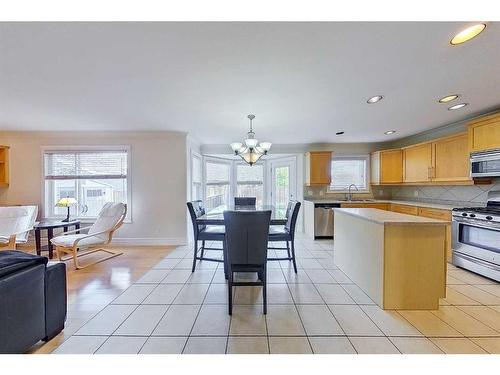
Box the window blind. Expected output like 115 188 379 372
192 155 202 184
205 161 230 184
44 150 128 180
330 156 368 191
236 164 263 184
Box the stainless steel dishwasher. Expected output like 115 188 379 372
314 203 341 239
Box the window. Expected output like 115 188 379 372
191 153 202 201
44 149 129 219
205 159 231 211
236 164 264 206
329 155 369 192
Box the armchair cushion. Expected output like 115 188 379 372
0 206 38 243
51 233 105 248
88 202 126 242
0 236 13 245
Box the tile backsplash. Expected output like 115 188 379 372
372 179 500 206
305 180 500 206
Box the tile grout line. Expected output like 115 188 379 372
51 238 500 354
180 260 215 354
454 305 500 335
285 255 335 354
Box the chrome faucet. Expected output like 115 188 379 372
347 184 359 201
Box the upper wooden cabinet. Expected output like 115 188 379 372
371 149 403 185
402 132 471 184
0 146 9 187
305 151 331 186
403 142 433 183
432 133 470 182
468 112 500 153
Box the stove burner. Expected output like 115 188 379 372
453 207 500 215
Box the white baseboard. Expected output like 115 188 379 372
109 237 187 246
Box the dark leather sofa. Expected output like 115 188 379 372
0 250 67 353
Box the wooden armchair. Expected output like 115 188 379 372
51 202 126 269
0 206 38 250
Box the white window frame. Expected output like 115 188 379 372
328 154 371 193
200 155 300 209
41 145 132 223
190 151 203 201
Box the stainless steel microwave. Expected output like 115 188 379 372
471 149 500 178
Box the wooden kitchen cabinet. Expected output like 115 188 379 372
402 132 471 184
371 149 403 185
417 207 451 221
432 133 471 182
468 113 500 153
0 146 9 187
389 203 418 216
403 143 433 183
305 151 332 186
417 207 452 262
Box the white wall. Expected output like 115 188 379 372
0 131 188 245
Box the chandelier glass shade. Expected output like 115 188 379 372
230 115 272 166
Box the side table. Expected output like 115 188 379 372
34 220 81 259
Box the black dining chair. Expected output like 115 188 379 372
187 200 225 273
223 210 271 315
234 197 257 206
267 201 301 273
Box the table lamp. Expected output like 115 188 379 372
55 197 77 222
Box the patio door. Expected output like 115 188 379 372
270 157 296 217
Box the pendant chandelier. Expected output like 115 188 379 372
230 114 272 166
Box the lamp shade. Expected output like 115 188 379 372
55 197 77 207
241 151 263 165
259 142 272 151
230 142 243 152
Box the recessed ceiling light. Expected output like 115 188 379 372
450 23 486 45
384 130 396 135
448 103 468 110
336 131 345 135
367 95 384 104
438 94 459 103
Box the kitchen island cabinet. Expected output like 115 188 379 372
333 208 448 310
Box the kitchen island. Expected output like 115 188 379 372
333 208 449 310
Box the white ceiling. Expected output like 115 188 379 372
0 22 499 144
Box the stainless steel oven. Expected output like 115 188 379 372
470 149 500 178
452 190 500 282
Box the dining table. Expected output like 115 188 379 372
196 204 287 226
195 204 287 279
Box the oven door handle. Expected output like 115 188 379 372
453 218 500 230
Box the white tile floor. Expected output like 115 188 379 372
50 233 500 354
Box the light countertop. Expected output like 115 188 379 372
333 207 449 225
303 198 473 211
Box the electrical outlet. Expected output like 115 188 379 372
379 189 384 195
319 190 325 196
414 190 419 197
